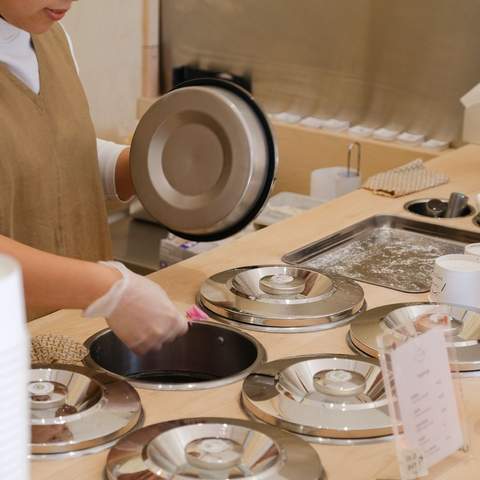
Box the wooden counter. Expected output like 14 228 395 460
30 145 480 480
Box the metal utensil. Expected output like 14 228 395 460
426 198 447 218
445 192 469 218
347 141 361 177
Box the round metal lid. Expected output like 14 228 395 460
349 303 480 373
242 354 392 443
130 78 277 242
30 364 143 459
198 265 366 333
106 417 325 480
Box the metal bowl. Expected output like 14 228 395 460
404 198 474 218
84 321 266 391
130 78 277 242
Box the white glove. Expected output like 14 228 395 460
84 261 188 355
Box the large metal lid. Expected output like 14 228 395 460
30 364 142 459
242 354 392 444
198 265 366 333
130 78 277 242
348 303 480 374
105 417 325 479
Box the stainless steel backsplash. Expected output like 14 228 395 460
160 0 480 143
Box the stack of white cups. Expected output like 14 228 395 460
0 256 30 479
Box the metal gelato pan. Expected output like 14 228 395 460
84 321 266 391
30 364 142 459
348 303 480 376
105 417 326 479
242 354 393 445
282 215 480 293
198 265 365 333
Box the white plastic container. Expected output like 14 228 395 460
464 243 480 258
430 254 480 309
310 167 361 202
0 256 29 479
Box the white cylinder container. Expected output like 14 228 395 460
430 254 480 309
0 256 29 479
310 167 361 202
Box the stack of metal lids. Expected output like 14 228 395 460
105 417 326 479
242 354 393 444
30 364 142 459
348 303 480 374
198 265 366 333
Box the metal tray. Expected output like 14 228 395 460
282 215 480 293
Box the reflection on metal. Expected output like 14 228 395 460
404 198 474 219
242 354 393 444
130 78 277 242
198 265 365 333
283 215 480 293
30 364 142 459
105 417 326 479
84 322 266 391
348 303 480 374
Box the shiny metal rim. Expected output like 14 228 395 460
242 354 392 441
131 78 278 243
198 265 366 331
348 303 480 372
199 298 366 333
84 322 267 391
105 417 326 480
30 411 144 461
404 198 475 218
242 408 393 446
30 364 143 455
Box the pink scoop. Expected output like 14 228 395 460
186 305 209 323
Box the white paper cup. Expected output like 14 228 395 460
464 243 480 258
430 254 480 308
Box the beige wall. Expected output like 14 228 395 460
62 0 143 143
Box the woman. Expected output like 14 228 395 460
0 0 188 354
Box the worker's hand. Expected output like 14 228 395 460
83 261 188 355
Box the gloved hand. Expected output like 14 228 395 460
83 261 188 355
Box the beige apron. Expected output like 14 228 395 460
0 24 112 318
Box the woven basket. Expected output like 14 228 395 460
31 335 88 366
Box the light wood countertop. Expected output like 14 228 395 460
30 145 480 480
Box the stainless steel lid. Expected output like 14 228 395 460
349 303 480 373
242 354 392 444
198 265 366 333
30 364 142 458
130 78 277 242
105 417 325 479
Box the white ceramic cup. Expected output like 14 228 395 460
430 254 480 308
464 243 480 258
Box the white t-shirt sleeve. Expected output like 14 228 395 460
60 23 129 202
96 139 129 200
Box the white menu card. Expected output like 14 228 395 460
391 328 463 471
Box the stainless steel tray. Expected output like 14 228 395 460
282 215 480 293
